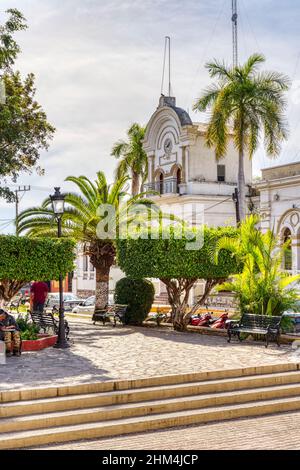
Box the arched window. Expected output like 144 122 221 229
176 168 182 194
159 173 164 195
283 228 292 271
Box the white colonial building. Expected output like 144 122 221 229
256 162 300 275
142 95 252 227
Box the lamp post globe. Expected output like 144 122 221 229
50 187 70 349
50 187 65 219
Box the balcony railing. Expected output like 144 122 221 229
143 178 179 195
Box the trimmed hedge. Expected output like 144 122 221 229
117 226 240 280
0 236 76 301
114 278 155 325
0 236 75 281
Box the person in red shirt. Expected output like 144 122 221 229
30 281 49 313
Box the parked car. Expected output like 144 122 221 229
72 294 114 313
45 293 83 313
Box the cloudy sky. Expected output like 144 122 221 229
1 0 300 232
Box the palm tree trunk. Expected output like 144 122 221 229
95 266 110 311
238 137 247 222
132 171 140 197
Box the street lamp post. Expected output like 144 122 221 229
50 187 70 349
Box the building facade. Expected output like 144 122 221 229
72 95 299 303
256 161 300 275
143 95 252 228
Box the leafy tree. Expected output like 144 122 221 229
216 215 300 316
0 9 55 201
111 123 148 196
117 226 239 331
0 236 75 302
17 171 155 311
193 54 289 220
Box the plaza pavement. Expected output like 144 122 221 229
35 411 300 450
0 318 298 392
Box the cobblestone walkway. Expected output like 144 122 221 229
0 319 297 391
36 411 300 450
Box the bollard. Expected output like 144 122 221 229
0 341 6 365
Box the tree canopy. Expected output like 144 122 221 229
193 54 290 220
0 235 75 301
111 123 148 196
216 215 300 316
117 225 239 331
117 226 239 280
17 170 156 309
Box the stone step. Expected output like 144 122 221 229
1 382 300 434
2 395 300 449
1 369 300 418
1 362 297 403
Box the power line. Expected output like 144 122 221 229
6 184 52 192
204 196 233 212
184 0 227 110
240 0 261 53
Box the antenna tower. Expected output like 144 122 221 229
232 0 238 67
161 36 172 96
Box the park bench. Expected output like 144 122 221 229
227 313 282 348
30 310 70 340
92 304 128 327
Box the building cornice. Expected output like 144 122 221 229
254 173 300 191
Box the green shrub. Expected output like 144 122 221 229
114 278 155 325
0 235 76 302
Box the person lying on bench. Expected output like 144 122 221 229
0 309 21 357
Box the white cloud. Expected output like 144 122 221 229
0 0 300 231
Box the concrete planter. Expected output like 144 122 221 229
21 334 57 352
143 320 300 344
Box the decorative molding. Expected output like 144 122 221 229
159 152 178 167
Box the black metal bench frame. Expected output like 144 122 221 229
30 310 70 340
92 304 128 327
227 313 282 348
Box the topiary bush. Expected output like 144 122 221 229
114 278 155 325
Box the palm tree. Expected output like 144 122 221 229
216 215 300 316
193 54 290 220
111 123 148 196
17 171 155 310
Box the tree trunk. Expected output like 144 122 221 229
132 171 140 197
238 128 246 221
188 279 226 317
161 278 226 332
86 240 116 312
95 266 110 311
161 278 196 332
0 280 27 304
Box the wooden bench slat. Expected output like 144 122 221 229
30 310 70 340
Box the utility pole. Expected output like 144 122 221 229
232 0 238 67
15 186 31 236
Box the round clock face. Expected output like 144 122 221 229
164 138 173 155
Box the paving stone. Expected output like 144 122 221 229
34 411 300 450
0 318 297 391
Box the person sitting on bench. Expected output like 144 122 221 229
0 309 21 357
